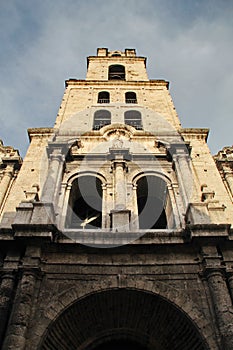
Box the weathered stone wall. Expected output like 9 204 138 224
2 240 233 349
1 129 53 221
54 82 181 131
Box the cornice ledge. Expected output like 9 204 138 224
180 128 209 141
65 79 169 87
27 128 55 141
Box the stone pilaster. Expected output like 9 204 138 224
112 159 127 210
0 272 17 347
214 146 233 198
205 269 233 350
108 148 131 231
223 166 233 197
2 246 41 350
168 144 192 210
202 245 233 349
2 269 39 350
227 272 233 303
0 164 15 208
0 250 21 347
41 146 65 204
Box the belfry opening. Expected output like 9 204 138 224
136 176 168 229
66 176 102 229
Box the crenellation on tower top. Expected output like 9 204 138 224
87 47 148 81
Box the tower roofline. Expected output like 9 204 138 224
87 48 147 69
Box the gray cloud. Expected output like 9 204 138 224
0 0 232 156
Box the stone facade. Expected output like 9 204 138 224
0 48 233 349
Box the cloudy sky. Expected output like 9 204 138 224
0 0 232 157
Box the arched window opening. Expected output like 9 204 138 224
98 91 110 104
108 65 125 80
124 110 142 130
93 110 111 130
66 176 102 229
125 91 137 104
136 176 168 229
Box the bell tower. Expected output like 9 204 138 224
1 48 233 350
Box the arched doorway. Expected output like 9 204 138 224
39 289 209 350
89 339 147 350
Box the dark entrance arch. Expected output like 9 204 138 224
90 339 147 350
39 289 209 350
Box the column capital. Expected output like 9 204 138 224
107 148 131 161
0 271 16 283
111 159 128 172
0 163 15 178
166 143 191 161
203 267 225 279
46 142 69 159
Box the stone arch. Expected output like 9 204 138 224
124 110 142 129
132 171 174 229
93 110 111 130
125 91 137 104
98 91 110 104
132 170 172 186
108 65 125 80
67 171 107 187
38 288 211 350
64 172 107 229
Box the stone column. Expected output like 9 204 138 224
108 148 131 231
41 147 65 204
223 166 233 197
0 272 16 347
169 145 192 209
60 183 72 228
0 164 14 208
2 245 41 350
227 272 233 303
2 269 39 350
206 269 233 350
111 158 130 231
0 250 20 347
101 183 107 228
113 158 127 210
131 183 139 230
